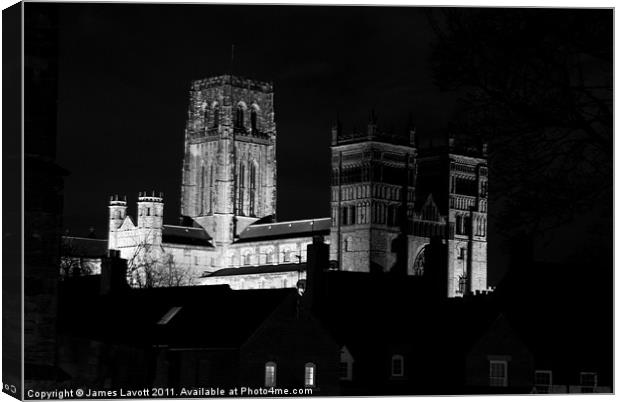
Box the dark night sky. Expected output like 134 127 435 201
57 5 456 226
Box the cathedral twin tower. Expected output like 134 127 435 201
109 74 488 297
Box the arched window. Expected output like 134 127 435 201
251 108 258 132
243 252 252 266
457 275 468 294
265 249 274 264
391 355 404 377
235 106 244 128
265 362 277 387
238 163 245 215
212 104 219 128
412 247 426 276
283 249 292 263
249 162 257 216
115 210 121 219
304 363 316 387
463 216 471 235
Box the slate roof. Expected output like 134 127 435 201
161 224 213 247
236 217 331 243
58 277 294 348
61 236 109 258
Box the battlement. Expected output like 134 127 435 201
418 137 488 160
138 191 164 203
191 75 273 93
109 194 127 206
331 117 415 148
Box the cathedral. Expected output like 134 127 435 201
106 74 489 297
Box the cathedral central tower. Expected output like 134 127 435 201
180 75 277 247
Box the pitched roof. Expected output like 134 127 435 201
236 217 331 243
162 224 213 247
58 278 294 348
61 236 109 258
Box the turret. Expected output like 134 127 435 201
137 191 164 230
108 195 127 249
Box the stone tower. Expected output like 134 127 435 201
136 191 164 246
108 194 127 250
180 75 277 249
329 115 417 272
416 139 488 297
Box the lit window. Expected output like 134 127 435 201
391 355 404 377
157 306 182 325
265 362 276 387
534 370 552 393
304 363 316 387
489 360 508 387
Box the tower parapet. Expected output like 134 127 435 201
331 117 416 148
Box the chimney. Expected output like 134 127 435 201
304 235 329 312
100 249 129 295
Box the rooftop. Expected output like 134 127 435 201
236 217 331 243
162 224 213 247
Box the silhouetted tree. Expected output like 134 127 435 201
427 8 612 235
125 233 195 288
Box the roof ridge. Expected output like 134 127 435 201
248 217 330 228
